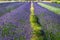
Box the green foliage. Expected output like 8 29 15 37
19 35 26 40
2 27 9 37
30 15 42 31
50 32 56 40
30 15 41 26
57 1 60 4
14 37 19 40
30 15 44 40
1 23 16 37
55 32 60 40
43 31 49 40
30 15 39 24
43 31 60 40
14 35 26 40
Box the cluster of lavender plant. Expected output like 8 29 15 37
34 2 60 40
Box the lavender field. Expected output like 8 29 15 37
0 2 32 40
0 1 60 40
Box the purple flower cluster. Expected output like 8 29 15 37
0 2 32 40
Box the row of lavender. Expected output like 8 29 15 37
34 2 60 40
0 2 25 7
42 2 60 8
0 2 32 40
0 2 25 17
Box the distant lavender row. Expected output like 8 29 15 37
0 2 32 40
42 2 60 8
0 2 25 16
0 2 24 7
34 2 60 40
